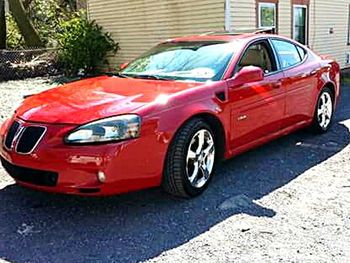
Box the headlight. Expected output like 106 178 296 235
65 115 141 144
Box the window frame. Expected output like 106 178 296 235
234 38 280 77
269 38 309 71
258 2 278 30
347 4 350 45
292 4 309 45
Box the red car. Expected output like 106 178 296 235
0 32 340 197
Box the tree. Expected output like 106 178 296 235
23 0 34 9
8 0 43 47
0 0 6 49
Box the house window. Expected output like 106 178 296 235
258 2 277 29
348 4 350 45
293 5 308 44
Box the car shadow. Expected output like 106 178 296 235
0 87 349 263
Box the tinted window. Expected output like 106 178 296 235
271 39 302 69
237 41 277 74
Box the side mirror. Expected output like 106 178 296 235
119 62 129 70
230 66 264 88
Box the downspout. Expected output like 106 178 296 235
225 0 231 31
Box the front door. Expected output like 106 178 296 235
228 40 285 150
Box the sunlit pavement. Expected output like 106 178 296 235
0 83 349 262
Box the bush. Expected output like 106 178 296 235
57 14 119 76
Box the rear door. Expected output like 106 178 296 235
270 39 319 128
228 39 285 150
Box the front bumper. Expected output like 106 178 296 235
0 119 166 196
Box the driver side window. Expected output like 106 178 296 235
237 41 277 75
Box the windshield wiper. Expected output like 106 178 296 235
131 74 172 81
106 72 132 78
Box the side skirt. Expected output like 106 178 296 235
225 120 312 159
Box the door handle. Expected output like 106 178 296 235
272 82 282 89
310 69 319 76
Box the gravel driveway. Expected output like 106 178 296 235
0 78 349 263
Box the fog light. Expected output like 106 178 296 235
97 171 106 183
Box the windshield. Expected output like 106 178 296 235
121 41 235 82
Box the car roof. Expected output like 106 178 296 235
165 33 258 43
164 32 296 45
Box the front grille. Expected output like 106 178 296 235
4 121 20 149
16 126 46 154
0 157 58 187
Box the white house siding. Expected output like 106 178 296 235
228 0 350 68
230 0 256 29
308 0 350 68
88 0 350 68
88 0 225 66
278 0 292 37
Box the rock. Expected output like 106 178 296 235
218 194 252 211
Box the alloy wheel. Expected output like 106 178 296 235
186 129 215 188
317 91 333 130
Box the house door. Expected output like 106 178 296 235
293 5 308 45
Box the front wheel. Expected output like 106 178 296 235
310 87 334 133
162 118 216 198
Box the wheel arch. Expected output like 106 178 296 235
170 112 227 162
312 81 337 117
323 82 336 101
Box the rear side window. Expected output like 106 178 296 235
296 45 307 60
271 39 302 69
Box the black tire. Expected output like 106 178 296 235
162 118 216 198
310 87 334 134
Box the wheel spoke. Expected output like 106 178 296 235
196 131 205 154
200 163 210 179
322 113 327 127
324 113 331 128
187 149 196 160
188 162 199 184
324 117 330 127
319 113 324 127
203 142 214 158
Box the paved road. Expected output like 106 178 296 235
0 80 349 262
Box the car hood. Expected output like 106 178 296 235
15 76 202 125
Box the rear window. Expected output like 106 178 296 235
271 39 303 69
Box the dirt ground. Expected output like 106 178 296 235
0 78 349 263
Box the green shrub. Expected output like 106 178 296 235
57 14 119 76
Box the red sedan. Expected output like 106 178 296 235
0 33 340 197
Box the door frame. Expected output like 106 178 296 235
292 4 309 45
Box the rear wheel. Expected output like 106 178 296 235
311 87 334 133
162 118 216 198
